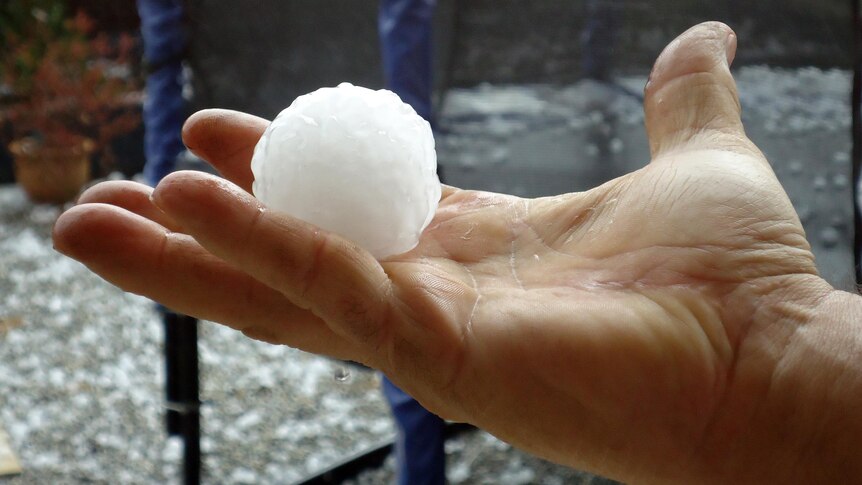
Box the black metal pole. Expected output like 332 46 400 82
164 312 202 485
182 405 201 485
164 313 181 436
853 0 862 285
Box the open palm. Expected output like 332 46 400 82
54 23 834 483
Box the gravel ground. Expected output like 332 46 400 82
0 188 393 484
0 66 855 484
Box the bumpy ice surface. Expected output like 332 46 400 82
251 83 441 258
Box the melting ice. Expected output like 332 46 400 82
251 83 441 258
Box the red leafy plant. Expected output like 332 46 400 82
1 5 142 169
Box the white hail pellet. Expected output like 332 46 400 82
251 83 441 258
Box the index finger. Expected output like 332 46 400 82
182 109 269 192
151 170 396 356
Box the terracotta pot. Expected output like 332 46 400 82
9 138 94 204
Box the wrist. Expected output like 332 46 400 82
706 275 862 483
791 285 862 482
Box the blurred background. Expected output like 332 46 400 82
0 0 857 484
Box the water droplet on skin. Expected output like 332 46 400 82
334 366 351 382
461 224 476 240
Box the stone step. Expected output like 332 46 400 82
0 423 22 477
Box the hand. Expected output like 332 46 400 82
53 22 861 483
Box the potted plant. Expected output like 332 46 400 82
0 1 141 204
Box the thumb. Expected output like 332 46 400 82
644 22 752 160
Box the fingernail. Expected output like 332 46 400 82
725 32 737 65
183 143 201 161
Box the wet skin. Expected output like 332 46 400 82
53 23 862 484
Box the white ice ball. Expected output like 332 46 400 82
251 83 441 259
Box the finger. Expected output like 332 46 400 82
78 180 182 231
151 171 395 352
182 109 269 192
53 203 358 358
644 22 756 160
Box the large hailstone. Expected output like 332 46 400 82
251 83 441 259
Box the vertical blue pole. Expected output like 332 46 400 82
136 2 199 485
379 1 446 484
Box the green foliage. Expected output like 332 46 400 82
0 0 142 167
0 0 81 94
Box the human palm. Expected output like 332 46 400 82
387 135 814 477
54 23 832 483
